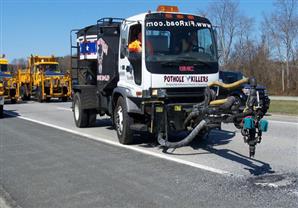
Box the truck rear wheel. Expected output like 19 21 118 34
20 84 31 100
36 87 43 102
20 85 26 100
114 96 134 144
73 92 89 127
88 109 97 127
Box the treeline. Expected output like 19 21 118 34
7 56 71 74
203 0 298 95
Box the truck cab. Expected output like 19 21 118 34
71 6 219 144
0 56 18 103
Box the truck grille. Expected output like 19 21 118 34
165 87 205 97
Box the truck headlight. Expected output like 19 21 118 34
152 89 158 96
151 89 166 98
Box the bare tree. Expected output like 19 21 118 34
231 15 255 69
263 0 298 91
57 55 71 73
206 0 240 66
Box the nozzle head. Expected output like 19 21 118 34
249 77 257 88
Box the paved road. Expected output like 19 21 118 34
1 101 298 207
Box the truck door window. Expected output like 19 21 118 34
128 24 142 85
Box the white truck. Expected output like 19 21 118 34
71 6 269 156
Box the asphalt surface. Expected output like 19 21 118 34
1 101 298 208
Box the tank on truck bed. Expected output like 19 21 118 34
71 18 123 122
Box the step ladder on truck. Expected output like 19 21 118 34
71 5 270 157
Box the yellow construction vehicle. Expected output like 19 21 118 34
0 78 4 117
18 55 71 102
0 56 19 103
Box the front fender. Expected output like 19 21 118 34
112 87 142 114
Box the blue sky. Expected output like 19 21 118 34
0 0 274 61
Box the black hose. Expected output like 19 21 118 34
219 96 236 110
158 120 207 148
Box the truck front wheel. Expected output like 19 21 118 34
114 96 134 144
73 92 89 127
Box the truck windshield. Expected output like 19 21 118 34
0 64 8 72
145 13 218 74
40 64 61 73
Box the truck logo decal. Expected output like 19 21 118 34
80 41 97 54
146 20 211 28
179 66 194 72
97 75 110 81
97 38 109 74
164 75 208 83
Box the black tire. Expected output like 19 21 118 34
73 92 89 127
20 85 26 100
114 96 134 144
61 97 68 102
45 97 51 102
26 94 31 100
11 99 17 104
0 105 3 118
88 109 97 127
36 87 43 102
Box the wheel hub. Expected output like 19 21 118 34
74 100 79 121
116 106 123 134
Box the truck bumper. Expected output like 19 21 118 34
141 101 196 134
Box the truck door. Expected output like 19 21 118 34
118 23 142 89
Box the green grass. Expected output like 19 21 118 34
268 100 298 115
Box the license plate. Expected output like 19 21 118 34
0 96 4 105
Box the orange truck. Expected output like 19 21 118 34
18 55 72 102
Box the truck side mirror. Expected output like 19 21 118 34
213 28 222 58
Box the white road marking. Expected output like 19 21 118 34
4 111 232 176
57 107 72 112
254 182 279 188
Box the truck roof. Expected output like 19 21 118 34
0 58 8 65
33 62 59 66
77 18 123 37
126 11 211 24
76 11 212 36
